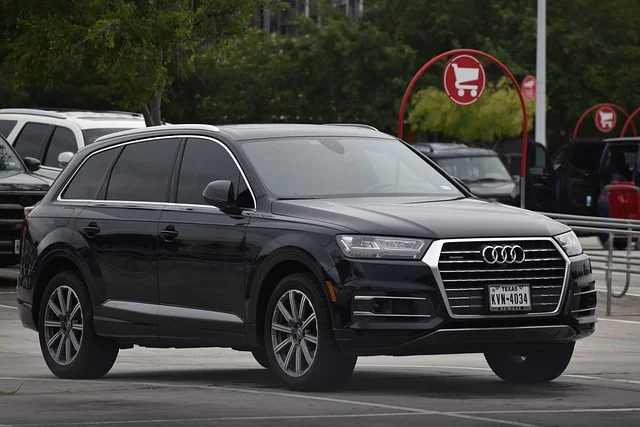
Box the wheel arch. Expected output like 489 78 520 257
31 248 95 329
248 248 339 347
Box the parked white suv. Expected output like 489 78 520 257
0 109 147 179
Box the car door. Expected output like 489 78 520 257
561 140 604 216
157 136 253 342
73 137 181 339
525 142 554 211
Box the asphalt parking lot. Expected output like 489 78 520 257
0 260 639 427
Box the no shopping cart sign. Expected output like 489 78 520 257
443 54 486 106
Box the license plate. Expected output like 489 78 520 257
14 239 21 255
489 285 531 312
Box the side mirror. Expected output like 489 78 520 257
57 152 74 168
23 157 41 172
203 180 236 211
452 176 471 193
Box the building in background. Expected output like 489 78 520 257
254 0 365 34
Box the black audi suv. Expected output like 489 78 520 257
17 124 596 391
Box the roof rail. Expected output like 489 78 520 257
325 123 379 132
38 108 144 118
0 108 67 119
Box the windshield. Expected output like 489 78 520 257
82 128 133 145
241 137 463 199
0 135 24 172
435 156 512 183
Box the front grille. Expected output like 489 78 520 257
436 239 567 317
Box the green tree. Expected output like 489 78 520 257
408 77 535 142
170 15 416 133
1 0 267 125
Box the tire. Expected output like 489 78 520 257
484 342 575 383
38 271 119 379
264 273 357 391
251 347 271 369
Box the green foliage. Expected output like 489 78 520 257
408 77 536 142
1 0 266 124
169 17 415 133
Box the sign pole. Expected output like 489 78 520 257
535 0 546 147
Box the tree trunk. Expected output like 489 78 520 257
142 77 166 126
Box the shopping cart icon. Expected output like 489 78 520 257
523 80 535 89
599 110 614 129
451 63 480 97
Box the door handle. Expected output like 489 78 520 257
160 225 178 242
83 222 100 238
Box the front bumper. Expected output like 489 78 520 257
330 250 596 357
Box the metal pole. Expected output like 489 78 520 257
607 233 613 315
535 0 546 147
305 0 310 18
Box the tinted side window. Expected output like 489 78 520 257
62 149 119 200
0 120 17 138
106 138 180 202
44 127 77 167
177 138 253 208
14 123 52 160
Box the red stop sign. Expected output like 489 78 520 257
595 106 617 133
443 54 486 106
521 75 536 101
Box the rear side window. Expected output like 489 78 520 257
0 120 17 138
14 122 52 160
62 149 119 200
570 144 604 172
177 138 253 207
106 138 180 202
44 127 77 167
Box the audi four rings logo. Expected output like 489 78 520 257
481 245 526 264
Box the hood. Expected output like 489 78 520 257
466 181 515 199
0 171 50 193
271 196 569 239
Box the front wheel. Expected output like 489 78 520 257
38 271 119 379
484 342 575 383
265 273 356 391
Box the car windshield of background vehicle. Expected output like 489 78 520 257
0 135 25 172
241 137 463 199
436 156 512 183
82 128 132 145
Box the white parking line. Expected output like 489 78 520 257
0 377 539 427
0 304 17 310
7 412 423 426
598 317 640 325
456 408 640 415
361 365 640 385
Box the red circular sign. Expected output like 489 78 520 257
443 54 486 106
521 75 536 101
594 106 617 133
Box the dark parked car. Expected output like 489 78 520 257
17 124 596 391
414 142 516 203
0 134 49 267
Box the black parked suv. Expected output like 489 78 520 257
17 124 596 391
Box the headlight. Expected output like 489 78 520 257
336 235 429 260
554 231 582 256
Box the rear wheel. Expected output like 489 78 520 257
264 273 356 391
38 271 119 379
484 342 575 383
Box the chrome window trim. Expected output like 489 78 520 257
422 237 571 319
56 135 257 210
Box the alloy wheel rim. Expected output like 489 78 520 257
271 289 318 378
43 285 83 366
